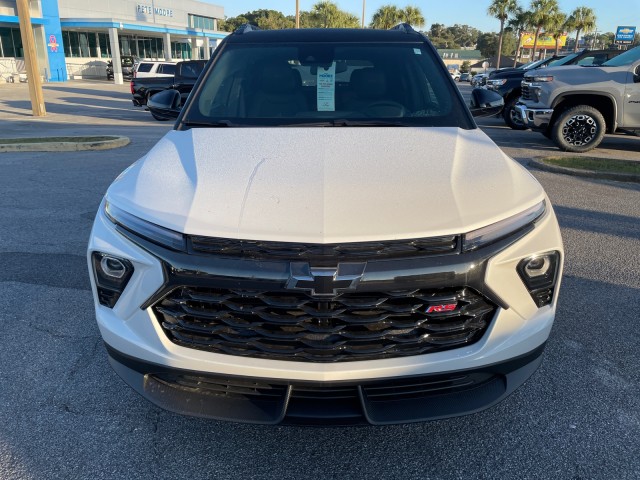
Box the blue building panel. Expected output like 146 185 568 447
40 2 67 82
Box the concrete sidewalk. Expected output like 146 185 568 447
0 80 172 142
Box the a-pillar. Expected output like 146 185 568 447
163 32 172 61
203 37 210 60
108 27 123 84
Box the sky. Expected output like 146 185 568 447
218 0 640 35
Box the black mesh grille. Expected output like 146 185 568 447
521 84 531 100
188 235 459 260
153 286 496 362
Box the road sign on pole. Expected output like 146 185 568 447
615 26 636 45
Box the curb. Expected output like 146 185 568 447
0 136 130 153
529 157 640 184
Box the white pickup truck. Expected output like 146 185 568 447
516 46 640 152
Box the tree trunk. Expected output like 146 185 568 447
555 37 560 55
496 19 504 69
532 26 541 61
574 29 581 52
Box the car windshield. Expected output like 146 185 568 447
602 46 640 67
523 58 551 70
122 57 134 67
548 53 577 66
181 42 472 128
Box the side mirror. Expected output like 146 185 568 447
469 88 504 117
147 89 181 121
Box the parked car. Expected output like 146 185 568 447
516 46 640 152
130 60 207 114
487 49 624 129
450 71 461 81
134 61 177 78
471 73 488 86
459 72 472 82
89 24 563 425
106 55 139 80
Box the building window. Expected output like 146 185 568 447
0 27 23 57
98 33 110 57
188 14 215 30
171 41 191 60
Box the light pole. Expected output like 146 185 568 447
362 0 366 28
296 0 300 28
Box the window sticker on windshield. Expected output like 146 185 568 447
413 48 421 55
317 63 336 111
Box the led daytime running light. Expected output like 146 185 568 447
463 201 546 252
104 201 186 251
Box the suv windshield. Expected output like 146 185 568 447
547 53 578 66
602 46 640 67
181 42 471 128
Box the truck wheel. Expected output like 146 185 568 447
503 97 527 130
551 105 606 153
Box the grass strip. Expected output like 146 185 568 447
543 156 640 175
0 136 115 144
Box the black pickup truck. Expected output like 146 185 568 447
131 60 206 109
486 49 623 129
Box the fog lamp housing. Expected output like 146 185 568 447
91 252 134 308
517 251 560 307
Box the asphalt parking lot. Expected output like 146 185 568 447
0 81 639 480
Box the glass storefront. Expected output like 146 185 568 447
0 27 24 58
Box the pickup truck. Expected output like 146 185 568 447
487 50 623 130
130 60 206 108
516 46 640 152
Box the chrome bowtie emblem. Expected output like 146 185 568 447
286 262 366 296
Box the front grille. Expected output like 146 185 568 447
153 286 496 362
521 83 531 100
188 235 459 261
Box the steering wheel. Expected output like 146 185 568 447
363 100 407 117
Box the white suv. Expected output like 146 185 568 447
134 61 177 78
88 24 563 425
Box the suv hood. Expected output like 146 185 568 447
525 64 627 83
106 128 544 243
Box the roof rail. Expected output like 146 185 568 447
234 24 261 35
389 23 416 34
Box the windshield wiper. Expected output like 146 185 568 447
277 119 409 127
181 120 239 128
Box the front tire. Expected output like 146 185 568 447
503 97 527 130
551 105 606 153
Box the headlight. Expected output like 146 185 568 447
104 201 186 252
488 79 507 86
524 75 553 83
517 251 561 307
91 252 134 308
462 201 546 252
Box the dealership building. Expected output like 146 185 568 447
0 0 226 83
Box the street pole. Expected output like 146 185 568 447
362 0 366 28
16 0 46 116
295 0 300 28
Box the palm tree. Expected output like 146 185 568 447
488 0 519 69
401 6 425 29
370 5 402 29
508 8 533 66
529 0 560 60
568 7 596 52
546 12 568 55
311 1 359 28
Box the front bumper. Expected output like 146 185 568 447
88 200 563 423
107 342 546 425
515 104 554 131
